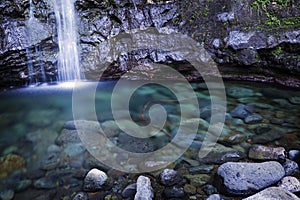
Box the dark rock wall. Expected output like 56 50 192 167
0 0 299 88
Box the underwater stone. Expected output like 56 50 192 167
0 189 14 200
251 129 284 144
248 145 286 161
72 192 88 200
183 174 210 187
0 154 24 179
226 86 254 98
282 159 299 176
122 183 137 199
163 185 185 199
230 104 254 119
215 161 285 196
33 177 57 189
244 113 263 124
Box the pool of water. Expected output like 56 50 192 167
0 80 299 199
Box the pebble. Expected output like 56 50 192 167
202 184 218 196
242 187 300 200
183 174 210 187
184 184 197 194
83 168 108 192
251 129 284 144
198 143 245 164
230 104 253 119
215 161 285 196
55 129 81 145
160 169 182 186
33 177 57 189
206 194 228 200
122 183 137 199
0 189 14 200
219 132 247 145
14 179 32 192
188 165 214 174
244 113 263 124
289 96 300 105
282 159 299 176
101 120 121 137
278 176 300 193
134 176 153 200
163 185 185 199
63 143 86 157
226 86 254 98
0 154 25 178
289 150 300 163
73 192 88 200
248 145 286 161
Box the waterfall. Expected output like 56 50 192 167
53 0 84 81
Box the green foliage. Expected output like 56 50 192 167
273 46 283 56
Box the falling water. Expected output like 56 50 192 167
53 0 84 81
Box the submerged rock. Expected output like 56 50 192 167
122 183 137 199
230 104 254 119
83 168 108 192
282 159 299 176
134 175 153 200
248 145 286 161
163 185 185 199
0 154 24 179
215 161 285 196
242 187 300 200
251 129 284 144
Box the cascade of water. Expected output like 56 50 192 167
53 0 84 81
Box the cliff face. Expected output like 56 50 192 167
0 0 299 88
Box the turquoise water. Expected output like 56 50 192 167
0 81 299 199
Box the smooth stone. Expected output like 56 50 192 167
55 129 81 145
184 184 196 194
202 184 218 196
289 150 300 163
270 118 284 125
163 186 185 198
248 102 274 109
244 113 263 124
121 138 156 153
101 120 121 137
14 179 32 192
197 143 245 164
242 187 300 200
238 97 259 104
254 126 271 134
226 86 254 98
289 96 300 105
73 192 88 200
278 176 300 193
215 161 285 196
64 143 86 157
183 174 210 187
219 132 247 145
64 120 101 131
160 169 182 186
0 189 14 200
206 194 229 200
251 129 284 144
230 104 254 119
40 151 60 170
138 160 170 172
248 145 286 161
2 146 18 156
33 177 57 189
188 165 214 174
134 176 153 200
273 99 293 108
122 183 137 199
83 168 108 192
282 159 299 176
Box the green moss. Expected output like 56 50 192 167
273 46 283 56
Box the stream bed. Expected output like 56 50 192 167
0 80 300 200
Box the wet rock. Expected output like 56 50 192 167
289 97 300 105
101 120 121 137
138 160 170 172
188 165 214 174
0 189 14 200
160 169 182 186
197 143 245 164
135 175 153 200
251 129 284 144
278 176 300 193
163 185 185 199
14 179 32 192
0 154 24 178
282 159 299 176
217 12 235 23
83 168 108 192
73 192 88 200
270 118 284 125
206 194 229 200
226 86 254 98
219 132 247 145
33 177 57 189
122 183 137 199
248 145 286 161
289 150 300 163
63 143 86 157
183 174 210 187
40 150 60 170
184 184 196 194
55 129 81 145
254 126 271 134
215 161 285 196
230 104 254 119
202 184 218 196
242 187 300 200
64 120 101 131
244 113 263 124
121 138 156 153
